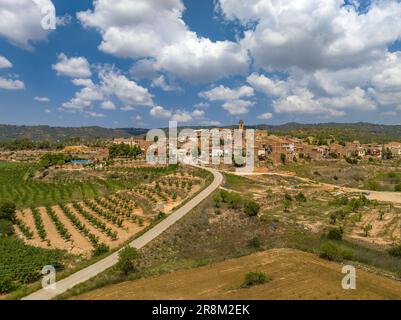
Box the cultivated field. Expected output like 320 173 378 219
13 167 207 256
75 248 401 300
0 161 211 295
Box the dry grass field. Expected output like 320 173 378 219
75 248 401 300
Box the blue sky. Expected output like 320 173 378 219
0 0 401 128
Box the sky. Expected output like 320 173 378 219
0 0 401 128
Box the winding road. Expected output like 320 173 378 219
23 166 223 300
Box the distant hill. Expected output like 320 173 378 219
255 122 401 144
0 122 400 143
0 125 148 141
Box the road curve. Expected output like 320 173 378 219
23 166 223 300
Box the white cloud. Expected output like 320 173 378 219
200 85 254 101
99 67 153 107
101 100 116 110
191 109 205 118
247 73 287 97
171 110 193 123
257 112 273 120
44 108 51 113
0 56 12 69
150 106 172 119
222 99 255 115
53 53 92 78
218 0 401 72
85 111 105 118
0 0 54 48
194 102 210 109
78 0 248 83
0 77 25 90
34 96 50 102
121 105 135 111
72 78 95 87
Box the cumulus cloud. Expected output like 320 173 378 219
218 0 401 71
0 0 55 48
222 99 255 115
53 53 92 78
150 106 172 119
101 100 116 110
77 0 248 83
171 110 193 123
61 66 153 115
257 112 273 120
0 77 25 90
247 73 287 97
0 56 12 69
200 85 254 101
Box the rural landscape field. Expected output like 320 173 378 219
2 0 401 307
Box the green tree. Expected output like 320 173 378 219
280 153 286 164
0 219 14 237
0 201 16 223
244 200 260 217
295 192 307 202
116 246 140 275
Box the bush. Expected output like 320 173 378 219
0 277 16 294
295 192 307 202
0 219 14 237
242 272 271 288
244 200 260 217
342 249 354 260
92 243 109 257
327 228 343 241
0 201 16 223
116 246 140 275
395 184 401 192
248 237 262 249
388 245 401 257
212 193 222 208
319 241 342 261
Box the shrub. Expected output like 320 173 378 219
327 228 343 241
0 201 16 223
295 192 306 202
248 237 262 249
341 249 354 260
395 184 401 192
0 277 16 294
116 246 140 275
362 224 373 237
242 272 271 288
0 219 14 237
244 200 260 217
92 243 109 257
284 193 293 201
212 193 222 208
319 241 342 261
280 153 286 164
388 245 401 257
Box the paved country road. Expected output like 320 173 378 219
23 166 223 300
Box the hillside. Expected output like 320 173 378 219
74 248 401 300
0 125 147 141
0 123 400 143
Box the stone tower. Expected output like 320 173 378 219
239 120 244 130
